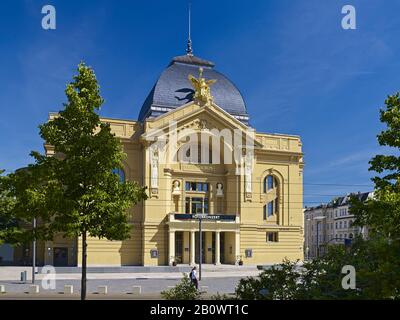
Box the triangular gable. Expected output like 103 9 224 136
142 101 263 148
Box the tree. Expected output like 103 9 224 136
0 166 54 249
235 92 400 300
0 63 148 300
350 93 400 239
0 170 17 245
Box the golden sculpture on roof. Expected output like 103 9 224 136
188 67 217 106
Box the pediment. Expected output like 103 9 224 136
141 101 262 148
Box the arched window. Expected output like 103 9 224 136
112 168 125 183
177 143 212 164
263 175 277 193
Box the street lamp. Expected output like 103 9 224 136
199 216 202 281
314 216 325 258
32 217 36 284
16 167 37 284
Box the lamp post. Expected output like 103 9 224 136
314 216 325 258
15 167 37 284
199 217 202 281
32 217 36 284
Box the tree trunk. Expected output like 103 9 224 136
81 230 87 300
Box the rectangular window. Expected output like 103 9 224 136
204 198 209 214
185 181 209 192
191 197 203 214
266 232 278 242
187 197 208 214
185 197 190 214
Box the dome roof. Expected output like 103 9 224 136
138 54 249 124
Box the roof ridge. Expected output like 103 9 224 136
170 54 215 68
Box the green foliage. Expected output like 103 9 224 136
32 62 148 240
350 92 400 239
0 63 148 299
369 93 400 192
161 273 200 300
235 92 400 300
0 170 16 244
0 165 56 245
0 63 148 244
210 292 234 300
235 239 400 300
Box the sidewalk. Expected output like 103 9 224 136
0 265 261 281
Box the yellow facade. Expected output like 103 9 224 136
39 99 304 267
29 51 306 267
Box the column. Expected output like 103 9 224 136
190 231 195 265
215 231 221 265
169 230 175 266
235 231 240 264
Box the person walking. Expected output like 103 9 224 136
189 266 198 290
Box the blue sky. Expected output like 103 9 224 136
1 0 399 206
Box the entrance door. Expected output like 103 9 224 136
195 232 206 264
175 232 183 264
212 233 216 264
220 233 225 264
53 247 68 266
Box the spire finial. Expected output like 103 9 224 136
186 2 193 56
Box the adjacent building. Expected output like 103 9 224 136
304 192 373 259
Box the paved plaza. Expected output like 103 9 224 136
0 265 262 299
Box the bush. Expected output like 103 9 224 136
235 237 400 300
161 273 200 300
210 292 234 300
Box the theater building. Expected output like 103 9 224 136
3 49 304 267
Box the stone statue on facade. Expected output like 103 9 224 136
151 146 159 189
245 149 253 194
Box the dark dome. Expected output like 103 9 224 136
138 54 249 124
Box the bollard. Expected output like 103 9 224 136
29 285 40 294
98 285 108 295
0 285 5 293
20 271 27 282
132 286 141 294
64 285 74 294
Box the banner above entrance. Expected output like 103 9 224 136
174 213 236 221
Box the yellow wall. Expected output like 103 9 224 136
41 101 304 266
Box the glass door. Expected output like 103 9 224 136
175 232 183 263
